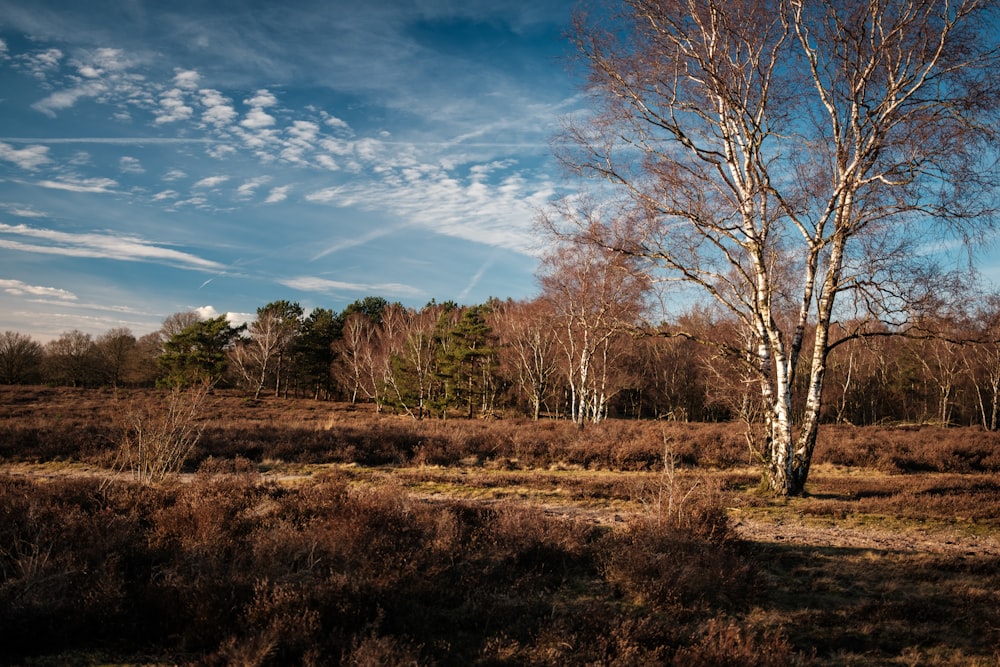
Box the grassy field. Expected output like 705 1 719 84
1 386 999 665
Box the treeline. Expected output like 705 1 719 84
2 291 1000 428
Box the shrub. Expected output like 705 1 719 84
108 384 209 483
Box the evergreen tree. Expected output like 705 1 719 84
293 308 341 400
435 305 498 418
341 296 390 324
159 315 242 388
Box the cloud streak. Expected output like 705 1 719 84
35 177 118 194
0 278 77 301
0 223 225 271
278 276 425 299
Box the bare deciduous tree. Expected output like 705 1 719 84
0 331 43 385
96 327 137 388
538 231 649 426
334 311 382 404
558 0 1000 494
231 301 303 399
43 330 98 387
493 299 560 420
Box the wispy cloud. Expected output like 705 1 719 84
305 160 550 253
0 223 225 271
0 1 576 339
311 222 407 261
17 47 63 80
264 185 290 204
1 204 46 218
32 80 108 117
0 137 216 146
193 175 229 189
36 177 118 194
119 156 144 174
457 254 498 301
0 141 51 170
237 176 270 198
0 279 77 301
278 276 425 298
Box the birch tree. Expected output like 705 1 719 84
230 300 303 399
494 299 560 420
334 311 381 404
964 297 1000 430
538 232 649 426
559 0 1000 494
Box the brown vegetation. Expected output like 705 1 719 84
1 386 999 664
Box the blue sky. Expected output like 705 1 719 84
0 0 583 341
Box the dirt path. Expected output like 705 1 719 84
730 513 1000 557
409 487 1000 557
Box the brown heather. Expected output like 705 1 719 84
1 386 999 665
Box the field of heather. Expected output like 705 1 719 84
1 386 999 665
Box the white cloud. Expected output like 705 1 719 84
193 175 229 189
31 80 107 117
193 305 249 327
245 89 277 108
163 169 187 181
1 205 46 218
288 120 319 142
240 89 278 131
173 68 201 90
0 142 51 170
237 176 270 198
152 190 179 201
241 107 275 129
0 279 77 301
199 89 237 127
311 222 406 261
316 155 339 170
36 177 118 194
28 47 146 118
19 48 63 79
119 156 144 174
194 305 219 320
278 276 425 298
172 196 209 208
155 88 194 124
0 38 8 60
88 48 128 72
304 186 341 203
319 137 354 155
354 137 384 163
323 113 351 132
72 48 128 78
305 159 552 254
0 223 225 271
207 144 237 159
264 185 290 204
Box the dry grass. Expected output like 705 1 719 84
1 386 999 664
